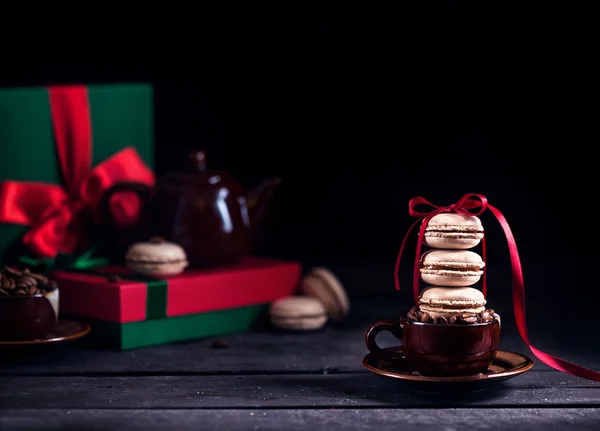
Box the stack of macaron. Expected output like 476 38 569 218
416 213 494 324
269 267 350 331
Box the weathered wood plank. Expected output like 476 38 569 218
1 318 599 375
1 372 599 409
1 408 599 431
1 257 596 376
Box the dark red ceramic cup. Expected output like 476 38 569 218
365 317 501 376
0 290 59 341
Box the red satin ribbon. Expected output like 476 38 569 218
0 85 154 258
394 193 600 382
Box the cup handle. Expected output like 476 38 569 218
365 319 405 362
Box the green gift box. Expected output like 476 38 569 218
0 83 155 264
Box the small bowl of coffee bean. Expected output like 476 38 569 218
0 266 59 341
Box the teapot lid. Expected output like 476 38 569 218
157 150 235 189
189 151 208 173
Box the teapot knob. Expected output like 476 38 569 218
188 151 206 172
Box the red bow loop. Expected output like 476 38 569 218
22 200 82 257
408 196 442 217
79 147 155 216
452 193 488 216
0 85 155 258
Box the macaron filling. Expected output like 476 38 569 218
419 298 487 307
125 257 188 265
425 224 483 232
420 257 485 272
269 312 327 320
424 231 484 238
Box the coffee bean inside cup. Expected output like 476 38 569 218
405 305 498 325
0 267 58 297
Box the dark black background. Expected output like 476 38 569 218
1 14 595 311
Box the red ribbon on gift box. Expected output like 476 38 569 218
0 86 155 258
394 193 600 382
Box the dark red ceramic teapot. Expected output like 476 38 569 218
99 151 281 267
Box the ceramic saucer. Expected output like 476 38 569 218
0 320 91 350
362 346 533 393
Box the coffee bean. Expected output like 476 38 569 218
409 305 418 315
434 316 448 325
30 273 48 284
4 267 22 277
19 276 38 288
0 267 58 297
406 312 417 321
425 309 499 325
420 312 431 323
487 309 495 316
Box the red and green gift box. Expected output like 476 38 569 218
52 257 301 349
0 83 155 264
0 83 301 349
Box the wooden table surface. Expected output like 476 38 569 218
1 261 599 430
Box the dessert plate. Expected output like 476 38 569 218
0 320 90 349
363 346 533 393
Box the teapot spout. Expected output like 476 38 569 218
243 177 282 241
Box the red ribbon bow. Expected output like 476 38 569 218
0 85 155 258
394 193 600 382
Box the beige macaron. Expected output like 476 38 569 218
418 286 487 318
269 296 328 331
419 249 485 287
299 267 350 321
125 237 189 277
423 213 484 249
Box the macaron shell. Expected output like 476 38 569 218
270 314 328 331
419 286 486 305
418 286 486 316
299 275 341 320
424 213 483 231
126 241 188 262
300 267 350 321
